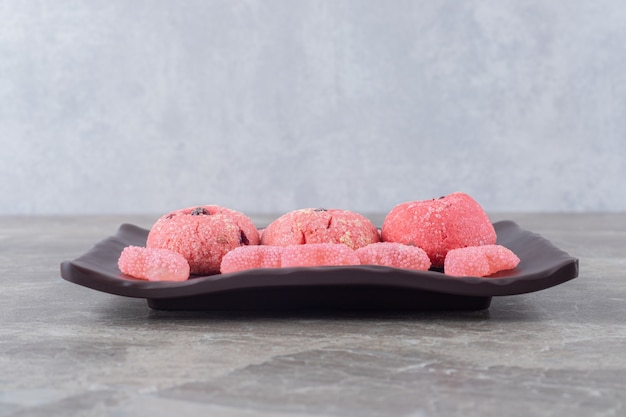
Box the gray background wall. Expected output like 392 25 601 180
1 0 624 215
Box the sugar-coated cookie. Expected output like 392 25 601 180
261 208 380 249
147 205 259 275
382 193 496 268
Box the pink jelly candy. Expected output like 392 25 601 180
118 246 190 282
280 243 361 267
356 242 431 271
444 245 520 277
220 245 284 274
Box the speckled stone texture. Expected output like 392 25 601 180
0 214 624 416
1 1 626 215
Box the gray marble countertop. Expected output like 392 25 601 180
1 213 624 417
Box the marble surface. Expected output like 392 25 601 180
0 213 624 416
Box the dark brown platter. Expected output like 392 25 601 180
60 221 578 311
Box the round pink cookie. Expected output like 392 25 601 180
118 246 190 282
280 243 361 267
356 242 431 271
147 205 260 275
381 192 496 268
220 245 284 274
444 244 520 277
261 208 380 249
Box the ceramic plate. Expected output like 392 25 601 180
60 221 578 311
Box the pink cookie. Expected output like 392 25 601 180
356 242 431 271
220 245 284 274
118 246 190 282
147 205 260 275
281 243 361 267
382 192 496 268
261 208 380 249
444 244 520 277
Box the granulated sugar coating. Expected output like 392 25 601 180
220 245 284 274
261 208 380 249
444 244 520 277
281 243 361 267
356 242 431 271
118 246 190 282
147 205 259 275
382 192 496 268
